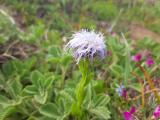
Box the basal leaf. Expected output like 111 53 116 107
39 103 60 119
31 70 43 87
22 85 38 96
34 91 48 104
8 77 22 98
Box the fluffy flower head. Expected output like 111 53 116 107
65 29 106 63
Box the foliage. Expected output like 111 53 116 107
89 1 118 21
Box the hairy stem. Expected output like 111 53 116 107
73 59 90 118
137 64 160 103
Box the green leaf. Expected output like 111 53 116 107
89 107 110 120
31 70 44 87
44 76 54 89
93 80 105 93
0 95 9 105
46 46 62 63
34 91 48 104
12 60 23 74
22 85 38 96
128 83 142 93
84 84 92 109
94 95 110 107
27 116 39 120
110 65 123 78
8 77 22 98
39 103 60 119
24 57 37 72
0 106 16 120
2 62 14 77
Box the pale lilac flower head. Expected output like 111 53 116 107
123 106 136 120
146 57 154 67
153 106 160 119
132 53 142 62
65 29 106 63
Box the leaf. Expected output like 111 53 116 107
0 106 16 120
110 65 123 78
41 116 56 120
84 84 92 109
61 55 72 66
57 97 71 116
31 70 44 87
59 89 75 102
12 60 24 74
44 76 54 89
8 77 22 98
46 46 62 63
94 95 110 107
128 83 142 93
24 57 37 72
34 91 48 104
40 98 70 120
2 61 14 77
0 95 9 105
22 85 38 96
93 80 105 93
27 116 39 120
39 103 60 119
89 107 110 120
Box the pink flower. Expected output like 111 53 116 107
111 32 116 37
146 57 154 67
132 54 142 62
116 85 127 99
122 90 127 99
154 106 160 119
123 107 136 120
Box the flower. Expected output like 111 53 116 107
153 106 160 119
123 107 136 120
132 53 142 62
116 84 127 98
65 29 106 63
146 57 154 67
111 32 116 37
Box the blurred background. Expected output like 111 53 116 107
0 0 160 61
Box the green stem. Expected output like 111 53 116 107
73 59 90 118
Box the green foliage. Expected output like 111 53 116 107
0 9 18 43
20 23 45 43
90 1 118 20
23 70 54 104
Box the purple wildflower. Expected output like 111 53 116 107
116 85 127 99
132 53 142 62
146 57 154 67
123 107 136 120
65 29 106 63
154 106 160 119
111 32 116 37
